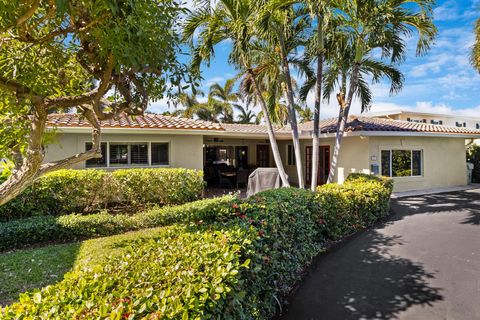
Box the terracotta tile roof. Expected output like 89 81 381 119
47 113 224 131
47 113 480 136
299 116 480 135
221 123 291 135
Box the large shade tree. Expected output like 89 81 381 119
0 0 190 205
184 0 290 186
324 0 436 183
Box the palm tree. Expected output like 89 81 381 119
257 1 308 188
296 105 313 123
238 68 290 126
208 79 239 123
301 0 331 190
324 0 436 183
176 92 206 118
234 104 258 124
472 18 480 73
184 0 290 186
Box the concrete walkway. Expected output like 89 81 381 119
279 189 480 320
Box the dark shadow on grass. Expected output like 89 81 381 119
0 242 81 306
389 189 480 226
279 227 443 320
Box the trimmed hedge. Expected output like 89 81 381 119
0 168 204 221
317 173 394 238
1 188 324 319
1 178 393 318
0 196 235 252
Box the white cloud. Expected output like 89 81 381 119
203 76 225 88
433 0 478 22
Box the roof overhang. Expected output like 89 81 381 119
50 126 225 136
50 126 480 140
334 130 480 139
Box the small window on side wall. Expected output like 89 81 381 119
287 145 296 166
85 143 107 167
152 143 169 165
381 149 422 177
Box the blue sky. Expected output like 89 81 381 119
149 0 480 119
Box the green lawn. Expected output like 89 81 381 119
0 227 167 306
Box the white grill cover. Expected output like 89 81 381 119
246 168 288 197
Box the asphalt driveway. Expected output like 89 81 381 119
279 189 480 320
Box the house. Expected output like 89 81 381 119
365 109 480 130
44 113 480 192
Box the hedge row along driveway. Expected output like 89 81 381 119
1 174 393 319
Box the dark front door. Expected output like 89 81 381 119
236 146 248 169
256 145 270 167
305 146 330 185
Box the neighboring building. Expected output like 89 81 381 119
365 110 480 130
44 113 480 193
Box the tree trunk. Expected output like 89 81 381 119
278 34 304 188
0 106 47 206
0 107 102 206
327 64 360 183
311 13 325 191
247 69 290 187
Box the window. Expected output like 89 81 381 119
152 143 169 165
408 118 423 123
431 120 442 125
130 143 148 165
109 144 128 165
381 150 422 177
85 143 107 167
476 123 480 130
456 121 466 128
84 142 170 168
287 145 296 166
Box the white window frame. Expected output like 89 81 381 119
381 149 423 178
84 141 170 169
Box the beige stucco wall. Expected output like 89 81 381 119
278 137 370 185
369 136 467 192
43 131 204 170
280 135 468 192
43 130 469 193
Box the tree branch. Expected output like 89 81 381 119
45 55 114 109
16 0 40 26
0 76 44 103
38 107 102 176
0 103 46 206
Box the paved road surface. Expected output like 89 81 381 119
279 190 480 320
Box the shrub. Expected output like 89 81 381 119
0 170 109 220
1 183 394 318
0 196 235 252
467 144 480 183
346 172 394 190
317 173 393 238
1 188 324 319
1 224 252 319
112 168 204 207
0 168 204 221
